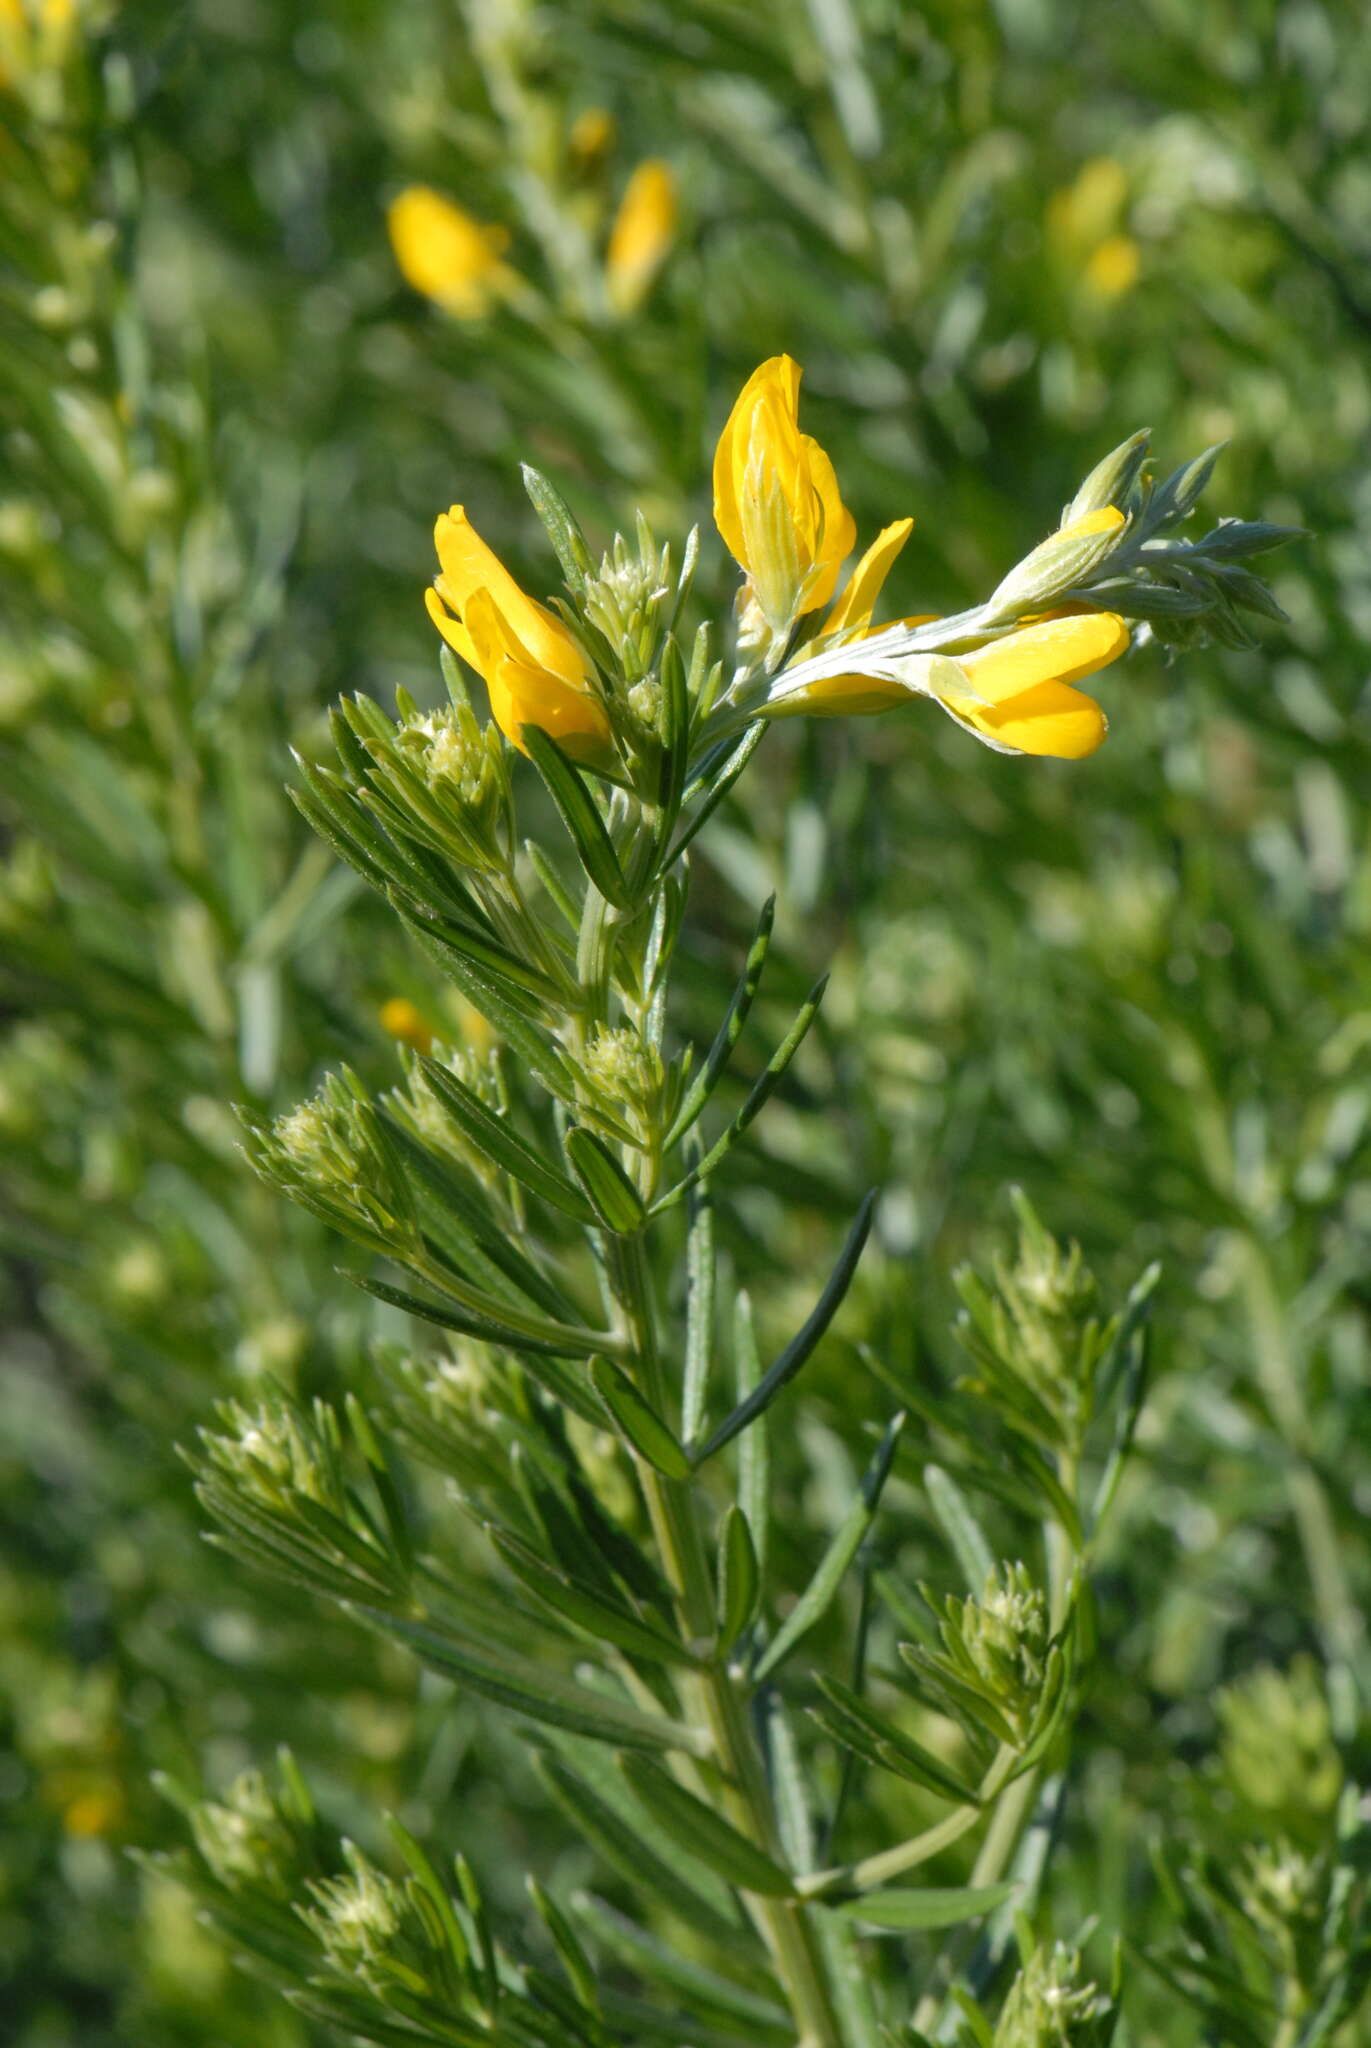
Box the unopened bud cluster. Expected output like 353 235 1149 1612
581 515 674 688
190 1769 300 1899
954 1191 1103 1455
934 1563 1048 1743
994 1943 1113 2046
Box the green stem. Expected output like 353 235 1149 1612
606 1233 845 2048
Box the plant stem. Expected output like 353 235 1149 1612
606 1233 845 2048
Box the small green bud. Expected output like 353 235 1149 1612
581 1025 664 1135
931 1562 1048 1742
253 1068 418 1252
994 1943 1112 2046
301 1843 404 1969
1217 1658 1342 1841
581 520 672 685
190 1771 298 1897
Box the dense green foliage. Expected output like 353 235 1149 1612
4 2 1370 2043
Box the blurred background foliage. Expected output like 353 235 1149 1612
3 0 1370 2040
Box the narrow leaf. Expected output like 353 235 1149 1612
830 1881 1018 1930
811 1677 982 1805
590 1357 691 1479
489 1525 695 1669
657 975 829 1210
619 1756 795 1897
351 1607 702 1753
574 1894 790 2039
716 1505 761 1653
924 1464 994 1593
666 895 775 1146
564 1126 646 1233
350 1272 601 1359
691 1193 875 1464
754 1413 904 1682
538 1755 742 1946
522 726 631 908
418 1056 596 1221
681 1174 715 1442
522 464 595 592
526 1877 600 2017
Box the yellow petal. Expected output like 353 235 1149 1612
388 187 508 318
1055 505 1126 544
486 653 613 761
433 507 588 688
942 679 1107 759
958 612 1129 701
796 434 856 613
462 588 611 761
712 355 801 575
775 670 913 718
425 585 482 673
825 518 915 635
606 159 678 315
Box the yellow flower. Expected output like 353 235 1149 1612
936 612 1128 758
1084 234 1141 300
605 159 678 316
568 106 616 176
378 998 432 1054
387 186 511 320
714 355 858 634
0 0 75 84
425 507 612 764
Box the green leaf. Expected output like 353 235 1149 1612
537 1755 742 1946
655 634 691 834
521 726 631 907
522 464 594 592
351 1607 703 1753
665 895 775 1146
384 1815 472 1981
810 1677 982 1805
618 1756 796 1897
754 1413 904 1682
564 1126 646 1233
350 1273 602 1360
681 1175 715 1443
589 1357 691 1479
924 1463 994 1593
691 1193 875 1464
656 975 830 1210
526 1877 600 2018
716 1505 761 1653
574 1894 790 2041
829 1881 1018 1930
417 1056 596 1222
668 721 767 867
488 1524 695 1669
734 1293 770 1574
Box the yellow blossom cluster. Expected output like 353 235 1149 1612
424 354 1131 763
387 129 677 323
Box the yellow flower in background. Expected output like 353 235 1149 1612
936 612 1128 758
605 159 678 316
0 0 75 85
714 355 858 635
568 106 617 176
387 187 512 320
1084 234 1141 301
378 998 432 1054
426 507 612 763
1046 157 1140 305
